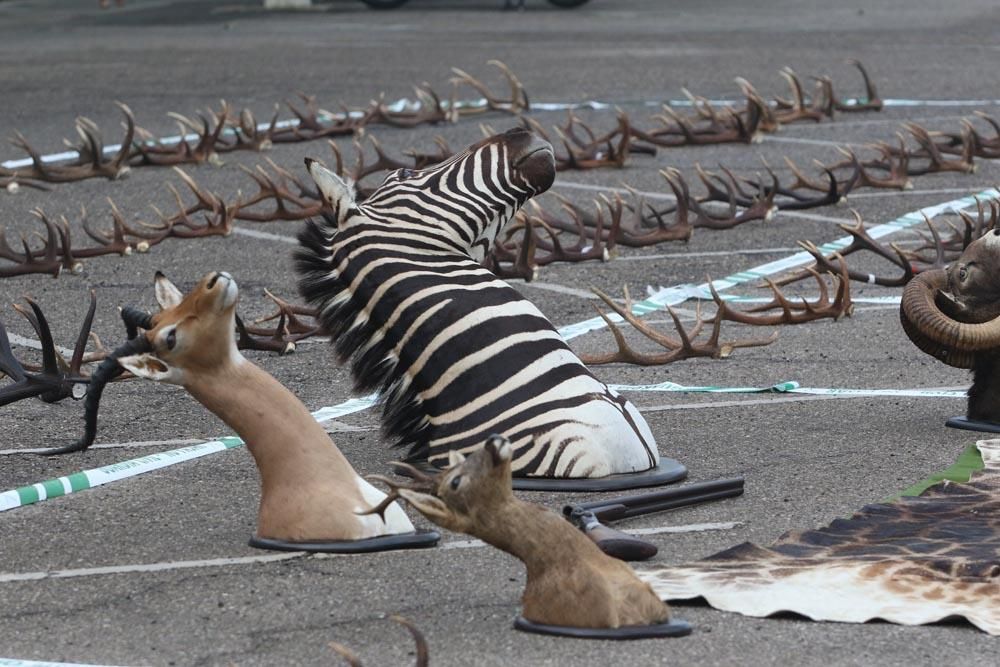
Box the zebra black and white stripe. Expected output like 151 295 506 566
295 127 659 478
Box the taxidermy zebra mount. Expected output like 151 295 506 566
901 226 1000 432
296 127 686 491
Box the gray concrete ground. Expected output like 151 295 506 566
1 0 999 665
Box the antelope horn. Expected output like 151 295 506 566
39 334 153 456
119 305 155 340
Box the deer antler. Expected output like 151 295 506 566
216 103 280 153
252 290 321 336
235 159 323 222
579 285 777 366
773 68 827 123
683 166 777 228
274 92 361 142
450 60 529 115
8 103 134 183
235 313 296 356
367 84 457 128
0 209 80 278
834 59 883 112
713 256 853 326
901 122 976 175
776 210 917 287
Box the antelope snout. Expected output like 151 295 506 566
205 271 239 309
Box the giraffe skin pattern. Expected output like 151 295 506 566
638 440 1000 634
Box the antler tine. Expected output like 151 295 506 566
838 59 883 111
389 616 430 667
361 465 438 521
487 59 529 112
327 641 362 667
578 289 670 366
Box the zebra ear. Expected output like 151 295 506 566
305 158 356 226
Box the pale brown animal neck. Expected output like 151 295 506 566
183 358 355 490
472 495 604 573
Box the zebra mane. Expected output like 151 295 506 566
294 209 433 459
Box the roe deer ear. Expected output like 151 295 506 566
398 489 456 527
154 271 184 310
118 353 184 385
447 449 466 468
305 158 356 226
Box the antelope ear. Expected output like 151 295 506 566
398 489 456 527
447 449 467 469
118 353 184 385
305 158 356 225
154 271 184 310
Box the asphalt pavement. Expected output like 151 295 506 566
1 1 999 665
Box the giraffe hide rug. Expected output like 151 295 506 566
637 439 1000 634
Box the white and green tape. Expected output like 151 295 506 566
0 399 376 514
557 187 1000 341
0 659 124 667
608 379 966 399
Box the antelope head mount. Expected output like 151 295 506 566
369 435 672 629
52 271 424 546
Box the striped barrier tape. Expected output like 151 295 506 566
0 660 124 667
607 379 967 399
0 398 376 513
0 379 966 513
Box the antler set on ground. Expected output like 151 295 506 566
580 257 854 367
2 61 526 187
776 200 1000 290
0 167 238 278
579 286 778 366
509 60 884 174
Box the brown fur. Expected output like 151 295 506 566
119 271 412 542
393 436 670 628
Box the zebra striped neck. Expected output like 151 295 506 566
358 141 529 260
296 129 660 479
